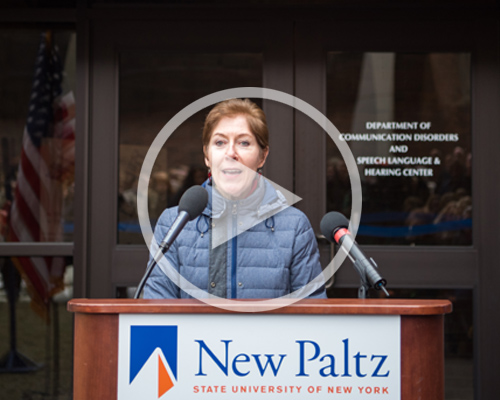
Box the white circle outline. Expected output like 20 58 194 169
137 87 362 312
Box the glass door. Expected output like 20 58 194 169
88 20 294 297
295 20 478 399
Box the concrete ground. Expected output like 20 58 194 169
0 299 73 400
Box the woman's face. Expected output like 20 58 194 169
204 115 268 200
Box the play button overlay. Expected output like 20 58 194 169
210 158 301 249
137 87 362 312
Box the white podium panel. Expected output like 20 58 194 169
117 314 401 400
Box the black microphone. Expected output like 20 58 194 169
320 211 389 297
134 185 209 299
156 185 208 256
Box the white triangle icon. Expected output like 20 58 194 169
209 159 302 249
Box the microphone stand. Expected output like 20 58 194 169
134 210 192 299
133 248 163 299
133 185 208 299
354 258 389 299
338 245 389 299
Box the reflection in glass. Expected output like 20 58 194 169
0 30 76 243
0 256 74 397
328 287 473 399
326 52 471 245
118 52 262 244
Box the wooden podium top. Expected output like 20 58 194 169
68 298 452 315
70 298 451 400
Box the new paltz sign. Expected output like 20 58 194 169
118 314 400 400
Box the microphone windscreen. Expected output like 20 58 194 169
178 185 209 220
320 211 350 243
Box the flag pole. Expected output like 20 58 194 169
0 138 40 373
0 259 40 373
45 30 52 50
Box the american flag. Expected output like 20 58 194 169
8 33 75 319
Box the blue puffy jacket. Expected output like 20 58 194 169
144 178 326 299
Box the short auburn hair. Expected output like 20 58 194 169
202 98 269 151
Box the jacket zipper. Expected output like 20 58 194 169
231 202 238 299
231 236 237 299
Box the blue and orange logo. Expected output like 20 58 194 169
130 326 178 398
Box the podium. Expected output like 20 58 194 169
68 298 451 400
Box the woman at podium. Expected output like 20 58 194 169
144 98 326 299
